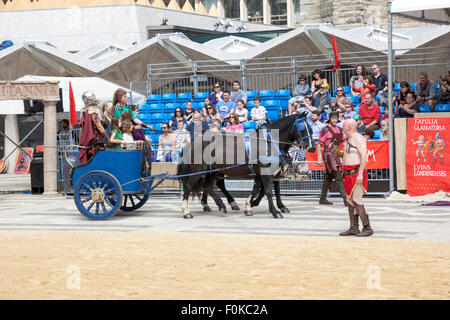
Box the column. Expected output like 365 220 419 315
43 100 58 195
240 0 248 21
286 0 295 28
263 0 271 24
217 0 225 18
4 114 19 174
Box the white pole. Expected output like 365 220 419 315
387 1 395 193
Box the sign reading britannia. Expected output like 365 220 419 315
0 81 60 101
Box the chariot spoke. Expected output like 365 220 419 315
86 201 95 212
130 196 136 207
95 203 100 215
123 195 128 207
101 202 108 215
81 197 92 204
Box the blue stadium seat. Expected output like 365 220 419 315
148 103 164 113
380 106 385 115
152 123 162 130
137 113 149 121
246 91 258 100
247 101 255 109
419 104 431 113
149 113 165 122
435 104 450 112
176 92 192 103
193 92 209 102
146 94 161 104
138 104 148 114
161 93 176 103
242 121 257 131
343 86 351 95
267 110 280 121
259 90 275 100
165 102 179 111
263 100 281 110
349 96 360 105
411 83 416 90
372 129 382 140
394 83 401 92
196 102 205 110
275 89 291 98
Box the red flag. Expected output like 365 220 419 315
332 35 340 71
69 81 78 126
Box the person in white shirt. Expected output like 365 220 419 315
235 99 248 123
310 110 325 139
250 97 266 127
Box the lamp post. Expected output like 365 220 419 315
387 0 395 193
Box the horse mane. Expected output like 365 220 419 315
266 114 297 130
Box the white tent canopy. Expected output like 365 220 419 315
0 75 146 115
391 0 450 24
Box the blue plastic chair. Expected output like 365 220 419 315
349 96 360 105
193 92 209 102
263 100 281 110
138 104 148 114
242 121 257 131
267 110 280 121
393 83 401 92
137 113 149 121
246 91 258 100
146 94 161 104
343 86 351 95
419 104 431 113
176 92 192 103
373 129 382 140
149 113 165 122
259 90 275 100
165 102 179 112
161 93 177 103
247 101 255 109
148 103 164 113
275 89 291 98
435 104 450 112
380 106 385 115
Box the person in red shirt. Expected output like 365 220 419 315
351 76 376 99
358 92 381 130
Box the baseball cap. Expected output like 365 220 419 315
320 83 330 88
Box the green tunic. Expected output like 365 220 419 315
113 104 137 121
111 129 123 149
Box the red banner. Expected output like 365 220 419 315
306 141 389 170
406 118 450 196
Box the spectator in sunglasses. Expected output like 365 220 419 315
169 107 187 131
209 82 224 106
288 75 310 114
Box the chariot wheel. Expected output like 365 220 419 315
120 193 150 211
74 170 123 220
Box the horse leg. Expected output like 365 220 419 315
261 176 283 219
274 180 290 213
216 176 240 211
244 178 261 216
203 184 227 214
250 185 265 207
200 190 212 212
181 180 193 219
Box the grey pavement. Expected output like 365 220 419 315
0 193 449 242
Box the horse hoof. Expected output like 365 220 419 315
272 212 283 219
219 207 227 213
203 206 212 212
280 207 290 213
244 210 253 216
229 202 240 211
183 213 193 219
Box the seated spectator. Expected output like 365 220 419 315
292 96 316 124
331 86 350 112
225 113 244 134
235 99 248 123
251 97 267 126
158 123 176 162
354 114 366 135
188 112 209 140
371 64 389 107
110 117 125 149
310 110 326 139
184 100 194 124
393 81 413 108
337 109 345 128
202 96 212 116
438 71 450 103
230 80 247 104
350 65 366 97
204 103 222 129
209 119 225 133
358 92 381 130
311 69 328 96
173 120 190 161
362 127 375 140
320 103 331 123
314 82 333 112
216 90 236 125
122 119 143 149
209 82 224 106
343 101 357 120
395 91 420 118
169 107 187 131
379 119 389 141
415 72 437 111
351 76 376 102
288 75 310 114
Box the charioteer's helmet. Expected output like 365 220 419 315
82 91 98 107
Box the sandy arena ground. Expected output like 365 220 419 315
0 231 449 300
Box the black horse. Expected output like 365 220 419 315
177 113 316 219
